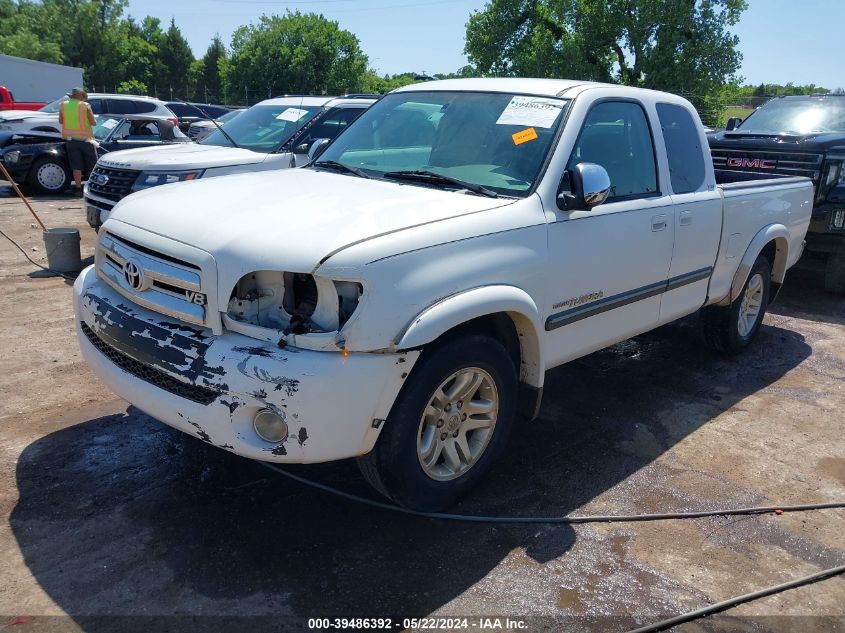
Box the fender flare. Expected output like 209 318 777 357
394 285 545 388
720 223 790 306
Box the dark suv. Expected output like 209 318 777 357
708 95 845 292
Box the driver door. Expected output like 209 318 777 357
543 99 675 366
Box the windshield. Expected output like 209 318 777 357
218 110 242 123
200 103 322 152
39 97 66 113
315 91 569 197
737 98 845 134
92 115 121 140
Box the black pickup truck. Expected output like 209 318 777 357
708 95 845 293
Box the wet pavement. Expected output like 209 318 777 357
0 189 843 632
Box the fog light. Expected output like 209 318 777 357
831 209 845 230
253 409 288 443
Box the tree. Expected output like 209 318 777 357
224 11 369 103
465 0 747 123
157 18 194 100
198 35 227 102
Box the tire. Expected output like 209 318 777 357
28 156 70 194
823 252 845 294
701 255 771 355
357 334 518 511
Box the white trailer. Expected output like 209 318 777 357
0 54 83 103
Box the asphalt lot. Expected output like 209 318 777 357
0 186 843 632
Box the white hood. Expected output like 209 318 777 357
98 143 270 171
108 168 513 282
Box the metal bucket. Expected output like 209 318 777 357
42 227 82 273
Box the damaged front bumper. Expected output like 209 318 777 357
73 266 419 463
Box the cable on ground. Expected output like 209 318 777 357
0 227 76 281
625 564 845 633
258 462 844 524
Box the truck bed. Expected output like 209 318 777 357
708 175 814 303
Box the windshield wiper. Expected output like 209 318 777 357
382 170 498 198
313 160 371 179
175 97 240 149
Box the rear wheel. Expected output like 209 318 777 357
702 255 771 354
357 334 517 511
28 156 70 194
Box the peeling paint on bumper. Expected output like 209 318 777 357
73 266 419 463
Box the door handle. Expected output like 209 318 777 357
651 214 668 231
679 210 693 226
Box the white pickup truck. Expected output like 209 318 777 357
73 79 813 510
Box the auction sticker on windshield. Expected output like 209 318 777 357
512 127 538 145
276 108 309 122
496 96 563 128
101 118 119 129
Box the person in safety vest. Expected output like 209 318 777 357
58 87 97 195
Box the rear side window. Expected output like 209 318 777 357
656 103 706 194
134 100 157 114
568 100 658 200
106 99 138 115
87 98 105 114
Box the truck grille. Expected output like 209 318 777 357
711 149 823 185
81 323 219 405
96 231 207 326
87 166 140 203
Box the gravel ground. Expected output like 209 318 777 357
0 186 842 633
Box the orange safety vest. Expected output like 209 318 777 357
61 99 94 139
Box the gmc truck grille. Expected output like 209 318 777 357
81 323 218 405
96 231 208 326
711 149 823 185
87 166 140 202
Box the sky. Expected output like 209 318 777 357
126 0 844 89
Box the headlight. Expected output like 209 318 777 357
224 271 363 347
132 170 204 191
2 150 20 164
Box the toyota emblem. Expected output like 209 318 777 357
123 259 146 291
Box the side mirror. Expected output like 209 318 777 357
725 117 743 131
556 162 611 211
306 138 331 162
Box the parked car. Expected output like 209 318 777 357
73 79 813 510
0 114 189 194
165 102 232 132
0 93 177 134
84 95 376 229
709 94 845 292
187 109 244 141
0 85 45 111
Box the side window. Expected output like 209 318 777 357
568 101 658 200
299 107 362 145
111 120 132 140
656 103 706 194
105 99 137 114
126 120 161 141
134 100 157 114
87 98 105 114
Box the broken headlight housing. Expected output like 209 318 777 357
223 271 363 350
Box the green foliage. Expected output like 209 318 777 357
224 11 369 103
117 78 147 94
465 0 748 124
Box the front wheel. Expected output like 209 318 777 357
701 255 771 354
28 156 70 194
358 334 518 511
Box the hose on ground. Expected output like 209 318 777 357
258 462 844 524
